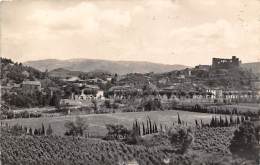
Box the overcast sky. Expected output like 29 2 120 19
1 0 260 66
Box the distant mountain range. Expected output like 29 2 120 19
24 59 260 76
24 59 189 75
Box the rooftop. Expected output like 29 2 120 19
22 81 41 86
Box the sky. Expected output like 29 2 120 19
1 0 260 66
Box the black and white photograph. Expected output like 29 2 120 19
0 0 260 164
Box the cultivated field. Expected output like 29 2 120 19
3 110 220 136
1 126 245 165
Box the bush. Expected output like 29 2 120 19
229 121 258 160
104 124 130 140
167 126 193 154
64 117 88 136
142 98 162 111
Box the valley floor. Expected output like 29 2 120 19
2 110 221 136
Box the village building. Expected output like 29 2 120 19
1 85 13 95
0 82 21 95
22 70 30 78
253 81 260 98
206 87 223 99
21 80 42 94
73 85 105 100
108 85 142 99
63 76 81 82
195 65 211 71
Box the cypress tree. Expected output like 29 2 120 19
154 122 158 133
24 126 28 134
210 116 215 127
148 117 152 133
135 120 138 129
34 129 38 135
195 120 198 127
225 116 229 127
138 121 141 136
230 115 234 125
152 123 155 133
177 113 181 125
46 124 53 136
245 115 249 121
29 128 32 135
214 116 218 127
142 122 145 135
236 116 240 125
241 116 245 123
146 119 150 134
219 116 223 127
41 123 45 135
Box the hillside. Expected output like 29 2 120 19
241 62 260 77
0 58 46 84
24 59 189 75
48 68 84 78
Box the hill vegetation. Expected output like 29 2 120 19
0 57 47 84
241 62 260 77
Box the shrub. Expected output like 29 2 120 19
229 121 258 160
104 124 130 140
64 117 88 136
46 124 53 136
168 126 193 154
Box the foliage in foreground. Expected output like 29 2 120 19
229 121 259 160
64 117 88 136
0 134 255 165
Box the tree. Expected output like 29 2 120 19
92 100 98 112
46 124 53 136
34 129 38 135
230 115 234 125
50 92 61 108
177 113 182 125
210 116 215 127
126 122 142 145
236 116 240 125
142 122 146 135
241 116 245 123
104 100 111 108
224 116 229 127
195 120 199 127
105 124 130 140
41 123 45 135
29 128 32 135
64 117 88 136
168 127 193 154
229 121 258 159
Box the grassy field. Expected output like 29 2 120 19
2 110 221 136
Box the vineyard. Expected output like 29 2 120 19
192 127 236 154
0 126 250 165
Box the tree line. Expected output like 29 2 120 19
1 122 53 136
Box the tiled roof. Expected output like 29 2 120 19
22 81 41 86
